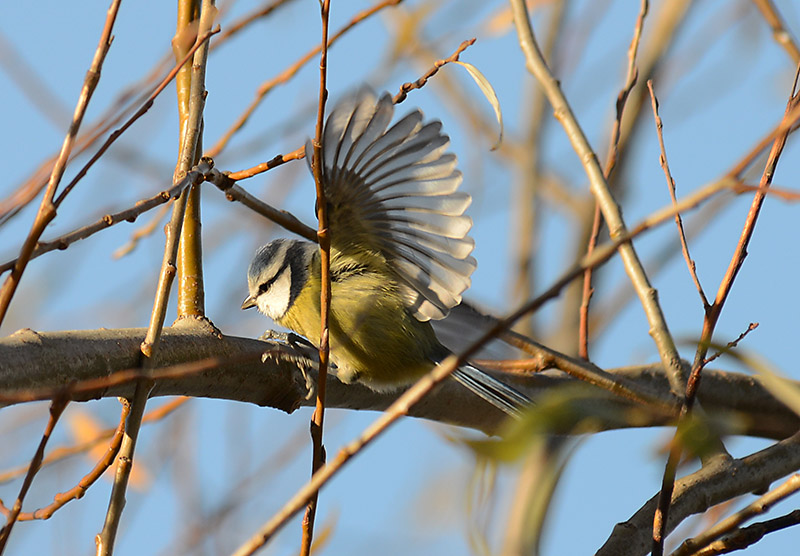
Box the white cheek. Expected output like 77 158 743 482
257 268 292 320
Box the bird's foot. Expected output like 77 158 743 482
259 330 318 400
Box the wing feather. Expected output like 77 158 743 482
316 88 475 321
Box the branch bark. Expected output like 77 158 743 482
598 432 800 556
0 322 796 439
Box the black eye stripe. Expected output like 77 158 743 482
258 259 290 295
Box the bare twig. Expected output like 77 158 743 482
651 64 800 556
299 1 331 553
647 80 708 308
0 399 187 484
96 4 216 554
592 96 800 340
391 38 476 104
510 0 684 395
671 473 800 556
614 0 694 171
689 509 800 555
0 162 211 275
95 385 148 556
0 399 129 522
703 322 759 367
53 27 219 210
206 0 402 158
579 0 648 359
0 0 122 327
751 0 800 64
112 203 172 259
0 399 68 553
599 432 800 556
0 27 217 282
208 166 317 241
226 145 306 180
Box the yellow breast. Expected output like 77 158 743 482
277 254 445 390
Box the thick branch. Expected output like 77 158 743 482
598 432 800 556
0 323 796 439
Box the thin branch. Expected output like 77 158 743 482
671 473 800 556
53 26 219 210
703 322 759 367
300 1 331 553
689 509 800 555
226 145 305 180
391 37 476 104
0 0 122 327
751 0 800 64
510 0 684 396
592 92 800 339
598 432 800 556
96 4 216 554
0 398 187 484
579 0 648 359
206 0 402 158
0 26 218 279
652 64 800 556
0 399 129 522
95 386 148 556
0 399 68 553
647 80 708 308
614 0 694 172
0 161 211 275
112 203 172 259
207 166 317 241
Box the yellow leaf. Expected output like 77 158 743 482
454 61 504 150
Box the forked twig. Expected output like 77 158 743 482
651 64 800 556
0 400 130 522
0 0 123 327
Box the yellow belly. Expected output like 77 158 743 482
277 264 445 390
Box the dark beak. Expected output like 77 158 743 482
241 295 257 310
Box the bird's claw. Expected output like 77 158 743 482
259 330 318 400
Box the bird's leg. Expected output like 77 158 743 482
259 330 319 400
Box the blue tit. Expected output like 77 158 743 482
242 89 530 417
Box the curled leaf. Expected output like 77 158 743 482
454 61 504 150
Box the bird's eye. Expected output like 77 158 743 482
257 270 282 296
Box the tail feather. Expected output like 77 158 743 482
451 365 532 418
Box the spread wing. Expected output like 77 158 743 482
307 88 475 321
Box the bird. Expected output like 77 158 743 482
242 88 531 417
